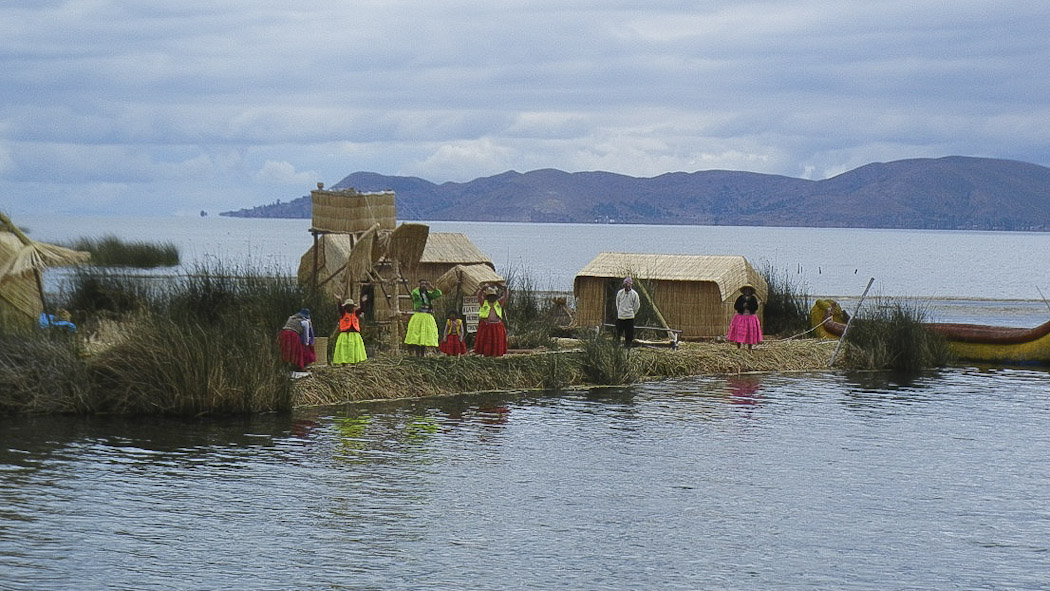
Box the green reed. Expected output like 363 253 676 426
841 298 951 371
760 262 812 338
65 234 180 268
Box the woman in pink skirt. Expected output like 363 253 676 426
726 286 762 350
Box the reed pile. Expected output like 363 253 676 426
292 337 837 407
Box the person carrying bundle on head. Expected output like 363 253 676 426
474 283 508 357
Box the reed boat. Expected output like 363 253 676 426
810 299 1050 365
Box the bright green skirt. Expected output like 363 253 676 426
404 312 439 347
333 331 367 364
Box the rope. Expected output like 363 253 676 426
779 317 830 341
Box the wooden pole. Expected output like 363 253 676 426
390 259 402 353
311 230 320 295
632 280 675 341
829 277 875 367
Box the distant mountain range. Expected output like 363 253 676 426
221 156 1050 231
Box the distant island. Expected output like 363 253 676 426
221 156 1050 231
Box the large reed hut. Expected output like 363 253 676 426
298 184 500 349
573 252 768 339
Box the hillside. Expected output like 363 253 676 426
221 156 1050 231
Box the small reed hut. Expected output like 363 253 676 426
0 211 90 329
573 252 768 340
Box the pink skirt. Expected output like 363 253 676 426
726 313 763 345
474 321 507 357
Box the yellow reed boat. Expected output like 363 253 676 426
810 299 1050 366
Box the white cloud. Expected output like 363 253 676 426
254 160 317 186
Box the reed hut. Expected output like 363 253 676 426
573 252 768 339
0 211 90 329
434 263 506 334
300 183 498 350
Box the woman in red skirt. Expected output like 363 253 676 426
473 284 508 357
278 308 316 370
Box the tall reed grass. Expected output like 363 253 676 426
2 262 321 416
503 265 557 350
760 263 812 338
65 235 180 268
840 298 951 371
0 330 93 415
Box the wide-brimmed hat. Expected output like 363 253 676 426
298 308 311 319
483 285 499 296
343 298 355 307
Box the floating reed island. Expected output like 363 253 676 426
293 338 838 407
0 197 946 417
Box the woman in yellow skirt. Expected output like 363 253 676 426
404 279 442 357
333 298 367 365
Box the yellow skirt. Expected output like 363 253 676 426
404 312 439 347
333 331 367 364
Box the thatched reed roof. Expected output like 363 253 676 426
0 211 90 321
298 226 494 299
574 252 767 301
420 233 492 265
434 264 505 298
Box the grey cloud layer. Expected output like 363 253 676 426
1 0 1048 214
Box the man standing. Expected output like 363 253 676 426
615 276 641 347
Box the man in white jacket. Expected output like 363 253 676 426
615 276 641 347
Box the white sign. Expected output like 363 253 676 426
462 303 480 333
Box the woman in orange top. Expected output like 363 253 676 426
333 298 367 365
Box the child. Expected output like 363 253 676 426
439 310 467 356
333 298 367 365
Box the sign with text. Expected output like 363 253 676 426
462 303 480 333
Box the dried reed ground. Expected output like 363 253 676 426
293 338 838 407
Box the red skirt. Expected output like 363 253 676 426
474 321 507 357
279 330 315 370
439 333 467 356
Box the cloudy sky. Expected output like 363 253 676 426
2 1 1049 216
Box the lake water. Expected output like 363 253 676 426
19 215 1050 325
5 216 1050 590
3 370 1050 590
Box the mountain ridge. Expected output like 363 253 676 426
221 156 1050 231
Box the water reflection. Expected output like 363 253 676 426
4 370 1050 590
726 375 764 406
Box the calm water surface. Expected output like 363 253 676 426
3 369 1050 590
21 215 1050 301
7 216 1050 589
